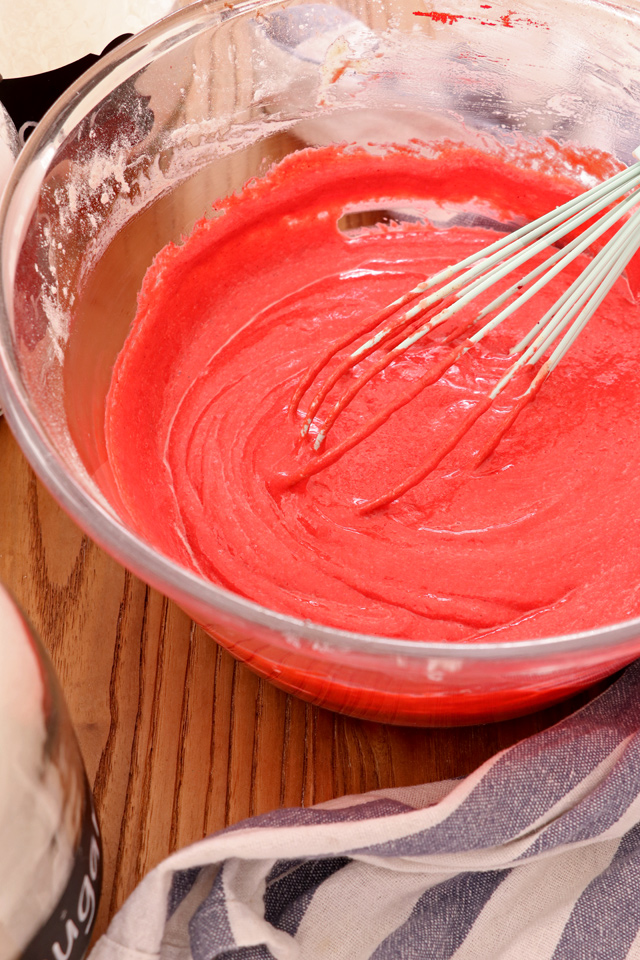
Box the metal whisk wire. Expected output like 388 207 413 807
286 157 640 512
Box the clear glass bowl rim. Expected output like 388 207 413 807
2 0 640 663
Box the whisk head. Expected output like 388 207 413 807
285 154 640 512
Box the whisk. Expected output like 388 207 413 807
286 151 640 513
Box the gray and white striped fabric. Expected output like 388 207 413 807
90 662 640 960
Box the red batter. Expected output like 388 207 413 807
104 143 640 642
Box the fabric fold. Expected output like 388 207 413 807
90 662 640 960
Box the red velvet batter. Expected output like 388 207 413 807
104 143 640 642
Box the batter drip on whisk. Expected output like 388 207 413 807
286 151 640 511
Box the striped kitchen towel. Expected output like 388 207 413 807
89 661 640 960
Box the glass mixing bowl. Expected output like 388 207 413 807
3 0 640 726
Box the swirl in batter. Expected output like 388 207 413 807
104 143 640 642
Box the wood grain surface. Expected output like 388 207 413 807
0 419 612 941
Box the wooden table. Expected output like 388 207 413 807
0 419 611 941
